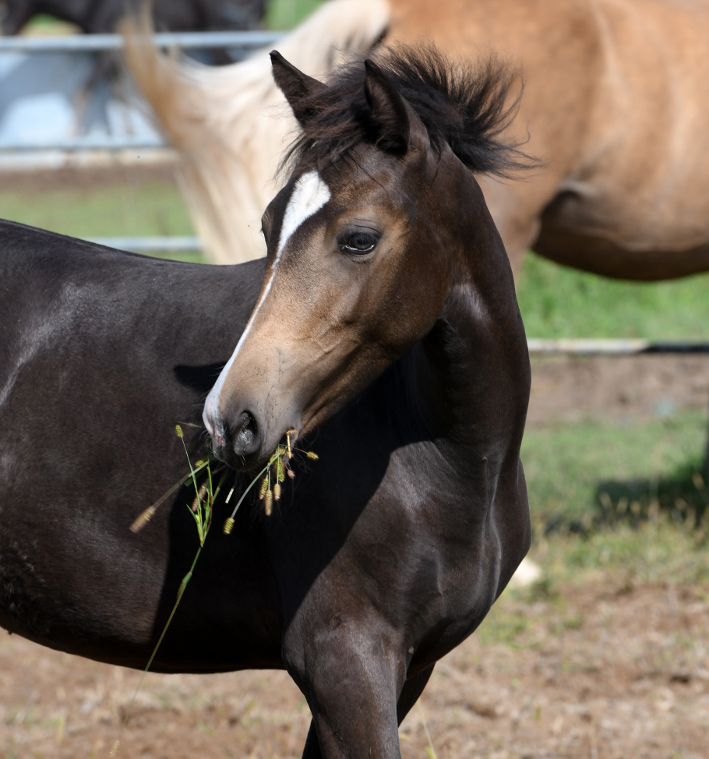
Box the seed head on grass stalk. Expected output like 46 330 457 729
130 454 211 532
222 433 320 529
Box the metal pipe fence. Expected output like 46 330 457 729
0 137 166 152
0 30 284 53
89 236 203 252
526 339 709 355
0 30 283 155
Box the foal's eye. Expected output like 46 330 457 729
338 231 379 255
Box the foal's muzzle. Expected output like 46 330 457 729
208 408 263 469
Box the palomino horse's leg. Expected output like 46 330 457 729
299 664 435 758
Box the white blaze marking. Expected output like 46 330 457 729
275 169 331 256
203 170 331 433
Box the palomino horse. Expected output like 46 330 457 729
0 46 530 756
126 0 709 281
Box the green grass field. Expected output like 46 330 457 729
0 180 191 239
266 0 324 29
0 178 202 262
519 409 709 596
522 410 708 530
518 254 709 340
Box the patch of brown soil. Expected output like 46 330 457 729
529 355 709 428
2 579 707 758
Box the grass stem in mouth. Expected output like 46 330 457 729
117 427 321 752
117 426 228 753
222 432 320 527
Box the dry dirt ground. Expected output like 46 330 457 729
1 578 707 759
527 354 709 429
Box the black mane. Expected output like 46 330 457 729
283 45 532 177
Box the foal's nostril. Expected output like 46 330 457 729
232 410 260 457
203 406 227 450
209 422 226 450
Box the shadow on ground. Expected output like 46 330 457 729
594 458 708 532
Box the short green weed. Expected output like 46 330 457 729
266 0 324 29
522 410 708 533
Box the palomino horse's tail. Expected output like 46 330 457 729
122 0 390 264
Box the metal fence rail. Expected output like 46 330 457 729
0 30 284 158
527 338 709 355
0 30 284 53
0 137 167 152
89 236 203 252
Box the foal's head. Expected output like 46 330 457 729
203 46 525 469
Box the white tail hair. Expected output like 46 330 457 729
123 0 390 264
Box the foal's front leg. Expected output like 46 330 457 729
285 620 415 759
298 664 435 759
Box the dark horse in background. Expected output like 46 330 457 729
1 0 268 81
0 46 530 756
1 0 268 35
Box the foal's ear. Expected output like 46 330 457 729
364 59 429 156
270 50 327 127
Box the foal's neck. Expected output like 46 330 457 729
415 173 530 471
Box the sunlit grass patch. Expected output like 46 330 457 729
266 0 325 29
535 517 709 586
522 410 708 532
506 409 709 652
0 179 194 243
517 252 709 340
20 14 80 35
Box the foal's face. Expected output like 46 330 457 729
203 143 451 469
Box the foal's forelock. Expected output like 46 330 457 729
202 170 330 440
